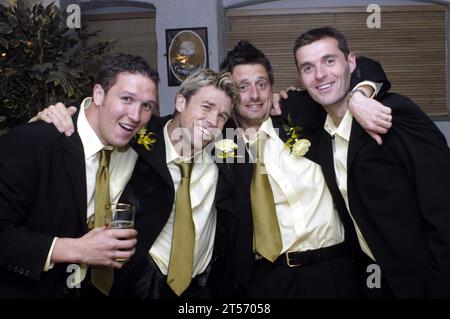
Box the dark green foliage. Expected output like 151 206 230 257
0 0 114 134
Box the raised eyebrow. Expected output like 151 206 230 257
201 100 217 106
237 80 249 86
121 91 136 96
144 100 158 107
298 61 313 70
322 54 338 61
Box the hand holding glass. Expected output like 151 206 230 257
105 203 135 229
105 203 136 262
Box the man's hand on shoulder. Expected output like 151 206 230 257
37 103 77 136
348 91 392 145
271 86 301 116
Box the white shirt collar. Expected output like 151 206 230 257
323 110 353 142
244 116 278 145
77 97 109 160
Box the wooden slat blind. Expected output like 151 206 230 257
227 6 447 115
85 12 157 69
84 12 158 113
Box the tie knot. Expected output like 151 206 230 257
178 161 193 179
249 134 267 163
99 148 112 168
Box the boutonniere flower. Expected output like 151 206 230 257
283 114 310 157
215 139 241 159
136 127 157 151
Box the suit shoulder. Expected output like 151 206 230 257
0 121 63 148
381 93 448 145
279 90 326 131
146 115 171 133
381 93 425 116
281 90 311 109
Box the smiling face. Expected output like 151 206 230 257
171 85 233 153
295 37 356 111
231 64 272 130
88 72 157 148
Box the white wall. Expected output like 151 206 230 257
435 122 450 146
152 0 222 115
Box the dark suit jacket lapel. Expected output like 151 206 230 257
271 115 288 142
318 130 359 247
347 120 367 172
233 129 253 196
61 130 87 230
234 159 253 196
318 131 341 207
132 119 173 189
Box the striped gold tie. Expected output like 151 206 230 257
167 161 195 296
250 136 282 262
91 148 114 295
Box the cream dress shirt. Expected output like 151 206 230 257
324 110 375 261
149 120 218 277
248 117 345 253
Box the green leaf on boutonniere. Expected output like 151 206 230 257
283 113 310 157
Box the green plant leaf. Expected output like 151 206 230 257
0 22 12 35
0 37 8 49
0 1 114 135
7 14 18 27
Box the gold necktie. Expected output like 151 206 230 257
250 136 282 262
167 161 195 296
91 148 114 295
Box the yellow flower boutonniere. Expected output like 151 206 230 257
136 127 157 151
215 139 241 159
283 114 310 157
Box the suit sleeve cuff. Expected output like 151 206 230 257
353 81 382 99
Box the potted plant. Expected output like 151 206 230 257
0 0 114 135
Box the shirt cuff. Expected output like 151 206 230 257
28 115 38 123
43 237 58 272
353 81 382 99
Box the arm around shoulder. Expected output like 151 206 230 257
384 93 450 297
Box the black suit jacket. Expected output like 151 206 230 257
0 116 88 298
319 93 450 298
110 116 235 298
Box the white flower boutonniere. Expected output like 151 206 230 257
283 114 310 157
215 139 240 159
292 139 311 157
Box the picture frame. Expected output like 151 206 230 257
165 27 209 86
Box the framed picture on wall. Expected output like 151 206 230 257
166 27 209 86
